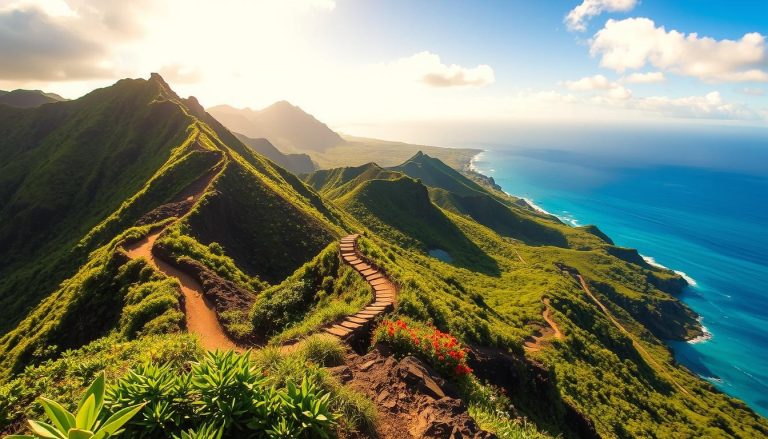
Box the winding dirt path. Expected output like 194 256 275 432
324 234 398 340
122 159 239 352
577 274 690 396
124 232 238 351
524 298 563 351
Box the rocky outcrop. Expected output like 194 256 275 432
335 346 493 438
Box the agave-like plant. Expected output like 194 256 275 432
6 372 145 439
280 377 338 439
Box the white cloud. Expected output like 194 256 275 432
623 71 665 83
563 74 613 90
565 0 636 32
563 74 632 102
0 0 337 82
635 91 761 120
374 51 495 88
590 18 768 83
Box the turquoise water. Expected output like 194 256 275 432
472 145 768 418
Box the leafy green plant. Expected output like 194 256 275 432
189 350 266 433
280 378 338 439
171 423 223 439
6 373 144 439
105 363 192 437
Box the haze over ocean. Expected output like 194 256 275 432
470 126 768 417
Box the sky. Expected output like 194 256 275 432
0 0 767 137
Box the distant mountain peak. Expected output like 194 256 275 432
208 100 343 152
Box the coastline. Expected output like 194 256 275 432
464 149 709 344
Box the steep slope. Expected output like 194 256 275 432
208 101 342 152
0 89 66 108
234 132 316 174
390 152 572 246
336 175 499 274
389 151 491 197
0 76 202 333
0 74 347 373
305 162 401 199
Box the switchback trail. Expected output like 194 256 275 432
324 234 398 340
577 274 690 396
123 159 239 352
524 298 563 351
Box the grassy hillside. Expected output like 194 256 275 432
1 75 766 438
298 153 768 437
349 209 767 438
0 76 200 333
0 74 348 374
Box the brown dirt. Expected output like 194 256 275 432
523 298 563 351
331 345 493 439
122 158 241 351
124 232 240 351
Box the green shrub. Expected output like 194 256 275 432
105 363 192 437
102 350 340 438
296 334 346 367
7 372 144 439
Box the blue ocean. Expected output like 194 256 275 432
470 126 768 418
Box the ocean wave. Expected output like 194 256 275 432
468 152 485 172
641 255 698 286
702 375 724 384
522 197 552 215
688 317 713 344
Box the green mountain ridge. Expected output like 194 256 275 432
0 73 349 372
0 89 66 108
1 76 766 439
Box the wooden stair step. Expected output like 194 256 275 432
346 316 369 324
375 295 395 302
365 305 386 311
371 301 393 308
370 278 388 286
373 283 394 291
340 320 362 329
325 325 352 337
357 310 381 317
352 312 376 320
360 269 377 277
366 273 383 281
354 263 372 271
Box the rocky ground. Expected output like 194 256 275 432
330 345 494 439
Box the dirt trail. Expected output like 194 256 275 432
123 158 239 352
124 233 238 351
323 234 398 340
524 298 563 351
577 274 690 396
